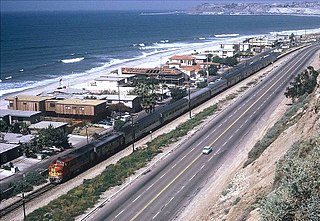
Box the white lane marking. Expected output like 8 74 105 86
146 183 155 191
200 164 205 170
159 173 166 179
187 147 195 155
132 194 141 203
190 173 197 180
153 211 161 220
168 196 175 203
115 209 125 218
171 163 177 169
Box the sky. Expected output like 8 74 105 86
1 0 301 12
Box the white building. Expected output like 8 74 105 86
74 74 135 95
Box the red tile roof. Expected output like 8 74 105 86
169 55 195 60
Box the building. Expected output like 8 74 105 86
2 133 34 144
72 74 135 95
168 55 196 67
101 95 142 113
0 109 42 125
5 95 53 111
0 143 20 165
29 121 68 134
45 99 107 120
121 67 187 86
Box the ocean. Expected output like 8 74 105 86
1 10 319 97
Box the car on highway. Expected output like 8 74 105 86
202 146 213 154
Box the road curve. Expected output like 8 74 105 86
84 44 320 221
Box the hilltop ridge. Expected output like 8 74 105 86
188 2 320 16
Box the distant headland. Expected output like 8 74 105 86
141 2 320 16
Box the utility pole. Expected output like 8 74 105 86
22 174 26 221
117 81 121 118
206 54 209 80
131 113 135 152
188 80 191 118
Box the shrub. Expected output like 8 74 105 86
259 135 320 221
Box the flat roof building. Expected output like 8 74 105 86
5 95 53 112
0 109 42 125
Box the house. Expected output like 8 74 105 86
73 74 135 95
239 43 251 52
121 67 187 86
29 121 68 134
101 95 142 113
5 95 53 112
45 99 107 120
0 109 42 125
168 55 196 67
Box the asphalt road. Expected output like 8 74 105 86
85 44 320 221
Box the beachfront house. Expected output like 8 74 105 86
46 99 107 121
168 55 196 67
6 95 53 112
204 43 239 58
120 67 187 86
73 73 135 95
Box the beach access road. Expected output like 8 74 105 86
83 44 319 221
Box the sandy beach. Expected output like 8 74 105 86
0 35 254 109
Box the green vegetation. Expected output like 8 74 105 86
0 170 47 200
284 66 319 102
21 125 70 157
170 87 187 101
132 78 159 113
259 135 320 221
27 104 219 221
210 55 238 67
232 197 241 206
0 121 29 134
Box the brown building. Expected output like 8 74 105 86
120 67 187 86
6 95 53 112
46 99 107 120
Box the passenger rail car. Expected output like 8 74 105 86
49 50 279 183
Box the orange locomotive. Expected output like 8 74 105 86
48 132 125 183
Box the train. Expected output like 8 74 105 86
48 50 279 183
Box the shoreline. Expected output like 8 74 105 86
0 35 252 109
1 28 319 109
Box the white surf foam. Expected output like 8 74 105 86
60 57 84 64
214 33 240 38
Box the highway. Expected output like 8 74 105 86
85 44 319 221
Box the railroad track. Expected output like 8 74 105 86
0 183 55 218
